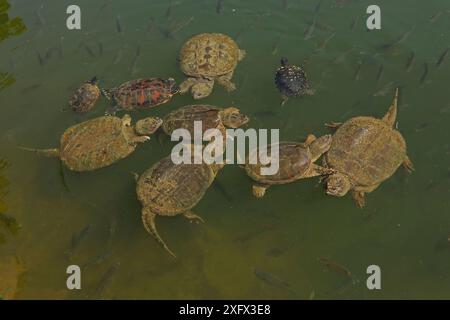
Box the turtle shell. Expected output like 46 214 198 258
245 142 312 185
162 105 222 136
275 64 311 97
325 116 407 187
59 116 136 172
180 33 240 78
137 156 215 216
69 82 100 113
112 78 177 111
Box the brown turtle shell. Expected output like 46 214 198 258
111 78 177 111
179 33 240 78
59 116 136 172
136 156 215 217
69 82 100 113
245 142 312 185
325 116 407 187
162 105 223 136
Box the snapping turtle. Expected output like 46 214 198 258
22 115 162 172
275 57 314 106
244 135 334 198
179 33 246 99
69 76 100 113
323 88 414 208
102 78 179 115
162 105 249 138
0 256 25 300
136 154 222 257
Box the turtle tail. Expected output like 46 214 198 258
19 146 60 158
141 207 176 258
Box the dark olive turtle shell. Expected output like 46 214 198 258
162 105 222 136
274 64 311 97
69 82 100 113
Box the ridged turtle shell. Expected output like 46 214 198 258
245 142 312 185
162 105 222 136
180 33 240 77
112 78 176 111
69 82 100 113
275 64 310 97
59 116 136 172
325 116 407 187
136 156 215 216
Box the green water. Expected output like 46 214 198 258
0 0 449 299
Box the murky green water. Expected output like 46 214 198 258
0 0 449 300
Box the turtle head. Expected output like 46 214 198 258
191 80 214 100
220 107 250 128
89 76 98 85
309 134 332 160
325 172 351 197
280 57 289 66
165 77 179 95
135 117 163 135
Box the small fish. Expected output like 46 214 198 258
45 47 59 61
166 1 173 18
405 51 415 72
253 268 295 296
115 15 123 34
234 224 276 243
82 251 113 269
216 0 224 14
353 62 362 81
314 1 322 15
373 81 394 97
36 50 45 66
381 27 415 50
429 11 442 24
66 224 93 257
333 47 354 64
59 159 70 192
415 123 428 133
265 242 293 257
271 39 280 55
315 33 335 53
107 216 118 248
419 63 428 86
93 262 120 298
304 19 316 40
20 84 42 94
83 43 95 58
146 17 156 34
97 41 103 56
113 48 123 65
376 64 384 83
435 48 449 68
319 257 352 278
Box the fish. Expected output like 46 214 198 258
405 51 415 72
253 268 296 296
93 262 120 298
353 62 362 81
212 179 233 202
58 159 70 192
20 84 42 94
113 48 123 65
36 50 45 66
376 64 384 83
429 11 442 24
82 251 113 269
115 15 123 34
161 16 194 39
373 81 395 97
166 1 173 18
44 47 59 61
66 224 93 257
333 47 354 64
146 17 156 34
314 1 322 15
129 46 141 75
381 27 415 50
83 43 95 58
318 257 352 278
271 39 280 55
314 33 335 53
436 48 449 68
107 216 118 248
97 41 104 56
419 63 429 86
233 224 276 243
304 19 316 40
265 242 293 257
216 0 224 14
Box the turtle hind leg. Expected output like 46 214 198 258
351 191 366 208
141 207 176 258
19 147 60 158
403 155 414 172
183 211 205 224
252 183 269 198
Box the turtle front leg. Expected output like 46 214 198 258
252 183 269 198
403 155 414 172
351 191 366 208
183 211 205 224
141 207 176 258
303 164 336 178
132 135 151 144
280 95 289 106
325 122 342 130
238 49 246 61
217 72 236 92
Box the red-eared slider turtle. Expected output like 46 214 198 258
162 105 249 138
323 88 414 208
102 78 179 115
0 256 25 300
136 154 223 257
179 33 246 99
21 115 162 172
69 76 100 113
244 135 335 198
275 57 315 106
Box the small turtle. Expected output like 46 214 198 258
136 154 222 257
323 88 414 208
69 76 100 113
102 78 179 115
162 105 250 138
21 115 162 172
244 135 334 198
274 57 315 106
0 256 25 300
179 33 246 99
